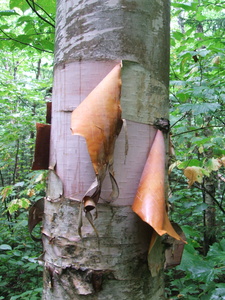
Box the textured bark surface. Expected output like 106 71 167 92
42 200 165 299
55 0 169 78
55 0 170 125
42 0 170 299
49 61 157 201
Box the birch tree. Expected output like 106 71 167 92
42 1 173 299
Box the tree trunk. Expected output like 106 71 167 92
42 1 170 299
202 121 217 255
203 173 216 255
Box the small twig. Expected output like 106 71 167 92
215 116 225 126
170 112 190 129
173 125 222 137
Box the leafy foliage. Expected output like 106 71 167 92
0 215 43 299
0 0 55 53
167 0 225 298
0 1 54 298
0 170 47 299
166 229 225 299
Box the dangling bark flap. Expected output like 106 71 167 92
132 130 184 241
28 198 44 241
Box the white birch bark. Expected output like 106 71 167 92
42 1 170 299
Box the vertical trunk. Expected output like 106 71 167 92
203 174 216 255
202 123 217 255
36 58 42 80
13 139 19 185
42 1 170 299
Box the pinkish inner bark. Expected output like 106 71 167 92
50 61 157 205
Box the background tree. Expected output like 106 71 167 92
42 0 171 299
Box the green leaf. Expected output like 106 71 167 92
0 10 18 16
14 181 25 187
171 2 198 11
172 31 184 41
170 80 186 86
9 0 29 11
8 198 30 213
179 103 220 115
193 203 208 213
197 49 210 57
16 34 32 44
16 15 34 25
0 244 12 250
36 0 56 14
38 40 54 51
12 250 22 257
210 288 225 299
207 239 225 265
177 159 202 169
182 225 201 239
191 136 211 146
205 158 221 172
177 92 191 102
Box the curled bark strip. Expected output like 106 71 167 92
85 211 99 238
71 63 123 205
83 196 96 212
132 130 185 242
108 170 119 201
28 198 44 241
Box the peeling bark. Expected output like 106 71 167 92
42 200 165 299
43 0 170 299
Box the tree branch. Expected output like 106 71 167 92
194 183 225 214
30 0 55 23
0 28 53 53
25 0 55 28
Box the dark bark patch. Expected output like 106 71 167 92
64 244 77 255
46 102 52 124
153 118 170 133
91 269 116 293
32 123 51 170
